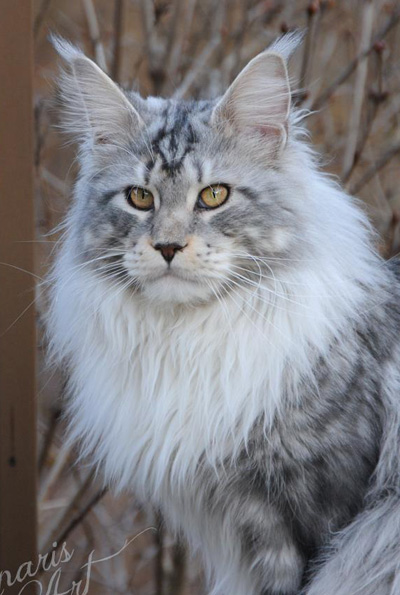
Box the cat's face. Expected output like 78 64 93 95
56 36 306 305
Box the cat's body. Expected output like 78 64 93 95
49 35 400 594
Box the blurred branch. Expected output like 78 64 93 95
34 0 52 40
343 47 388 186
40 470 99 556
112 0 124 82
139 0 164 92
172 0 226 99
82 0 108 72
139 0 156 48
385 210 400 258
311 7 400 111
163 0 197 93
299 2 321 91
167 541 186 595
38 407 62 475
128 54 146 90
51 487 107 554
34 98 47 171
350 141 400 195
39 442 73 502
72 467 97 547
342 0 375 177
172 35 220 99
154 510 165 595
343 93 383 187
38 376 67 476
40 168 69 197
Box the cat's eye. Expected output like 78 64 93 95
197 185 229 209
127 187 154 210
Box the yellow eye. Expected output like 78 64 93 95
198 185 229 209
128 187 154 210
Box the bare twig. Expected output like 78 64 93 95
139 0 164 93
82 0 108 72
167 541 186 595
38 407 62 475
172 0 226 99
343 48 388 186
219 0 261 89
343 95 379 187
40 470 97 556
172 35 221 99
154 510 165 595
34 99 46 171
111 0 124 82
39 442 73 502
128 54 146 90
350 141 400 195
40 168 69 197
51 487 107 555
311 8 400 111
38 375 67 475
384 210 400 258
299 2 320 90
71 467 97 547
34 0 52 39
342 0 375 177
163 0 197 93
163 0 184 76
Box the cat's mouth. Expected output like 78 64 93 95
156 268 202 284
140 267 214 304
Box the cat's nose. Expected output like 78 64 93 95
153 242 187 263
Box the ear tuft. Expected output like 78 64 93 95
51 35 143 149
268 30 305 61
50 34 84 62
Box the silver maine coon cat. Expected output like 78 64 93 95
48 33 400 594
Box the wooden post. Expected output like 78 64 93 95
0 0 37 591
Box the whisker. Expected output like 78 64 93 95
223 280 295 351
0 262 44 281
229 256 367 299
1 295 39 337
218 278 284 356
206 279 239 350
48 251 126 293
228 270 308 310
230 251 315 264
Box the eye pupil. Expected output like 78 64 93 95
128 186 154 210
198 184 229 209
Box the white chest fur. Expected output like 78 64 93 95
50 269 312 498
49 259 367 504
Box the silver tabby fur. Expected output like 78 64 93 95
48 33 400 594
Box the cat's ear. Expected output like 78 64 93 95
52 36 143 147
211 49 291 155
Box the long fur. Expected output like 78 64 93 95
48 34 400 594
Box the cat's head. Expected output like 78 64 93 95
54 34 311 306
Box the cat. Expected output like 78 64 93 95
48 33 400 594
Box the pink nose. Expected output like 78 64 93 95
153 242 187 263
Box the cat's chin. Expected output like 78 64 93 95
140 274 214 305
